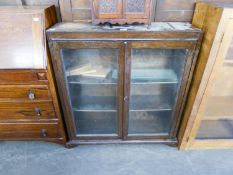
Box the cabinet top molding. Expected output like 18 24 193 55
47 22 202 41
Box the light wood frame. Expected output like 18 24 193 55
178 2 233 150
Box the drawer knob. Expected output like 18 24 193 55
28 90 35 100
41 129 48 137
35 108 41 116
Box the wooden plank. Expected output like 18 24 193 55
178 2 224 149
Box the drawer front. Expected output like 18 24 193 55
0 85 52 101
0 70 47 85
0 101 56 121
0 122 61 139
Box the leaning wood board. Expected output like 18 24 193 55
178 2 233 149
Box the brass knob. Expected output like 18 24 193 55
41 129 48 137
28 90 35 100
35 108 41 116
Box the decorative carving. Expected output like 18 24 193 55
99 0 117 13
91 0 152 24
125 0 145 13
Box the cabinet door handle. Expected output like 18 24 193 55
28 90 35 100
124 96 128 101
35 108 41 116
41 129 48 137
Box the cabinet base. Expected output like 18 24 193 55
67 139 177 147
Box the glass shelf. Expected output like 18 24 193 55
67 74 117 85
112 68 178 83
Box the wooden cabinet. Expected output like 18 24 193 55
59 0 155 24
0 6 66 145
179 3 233 149
47 22 202 145
91 0 154 24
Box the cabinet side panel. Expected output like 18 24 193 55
45 6 67 143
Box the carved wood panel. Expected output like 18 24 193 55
93 0 123 19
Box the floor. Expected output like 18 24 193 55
0 142 233 175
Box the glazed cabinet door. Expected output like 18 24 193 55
50 41 124 140
196 35 233 140
92 0 123 19
123 41 196 140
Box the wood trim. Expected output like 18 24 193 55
45 6 67 145
123 41 130 139
47 46 67 145
47 31 201 41
49 41 77 140
117 43 125 138
169 43 197 137
68 138 177 146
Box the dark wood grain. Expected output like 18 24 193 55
0 85 52 101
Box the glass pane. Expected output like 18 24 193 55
61 48 119 136
197 40 233 139
128 48 187 135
